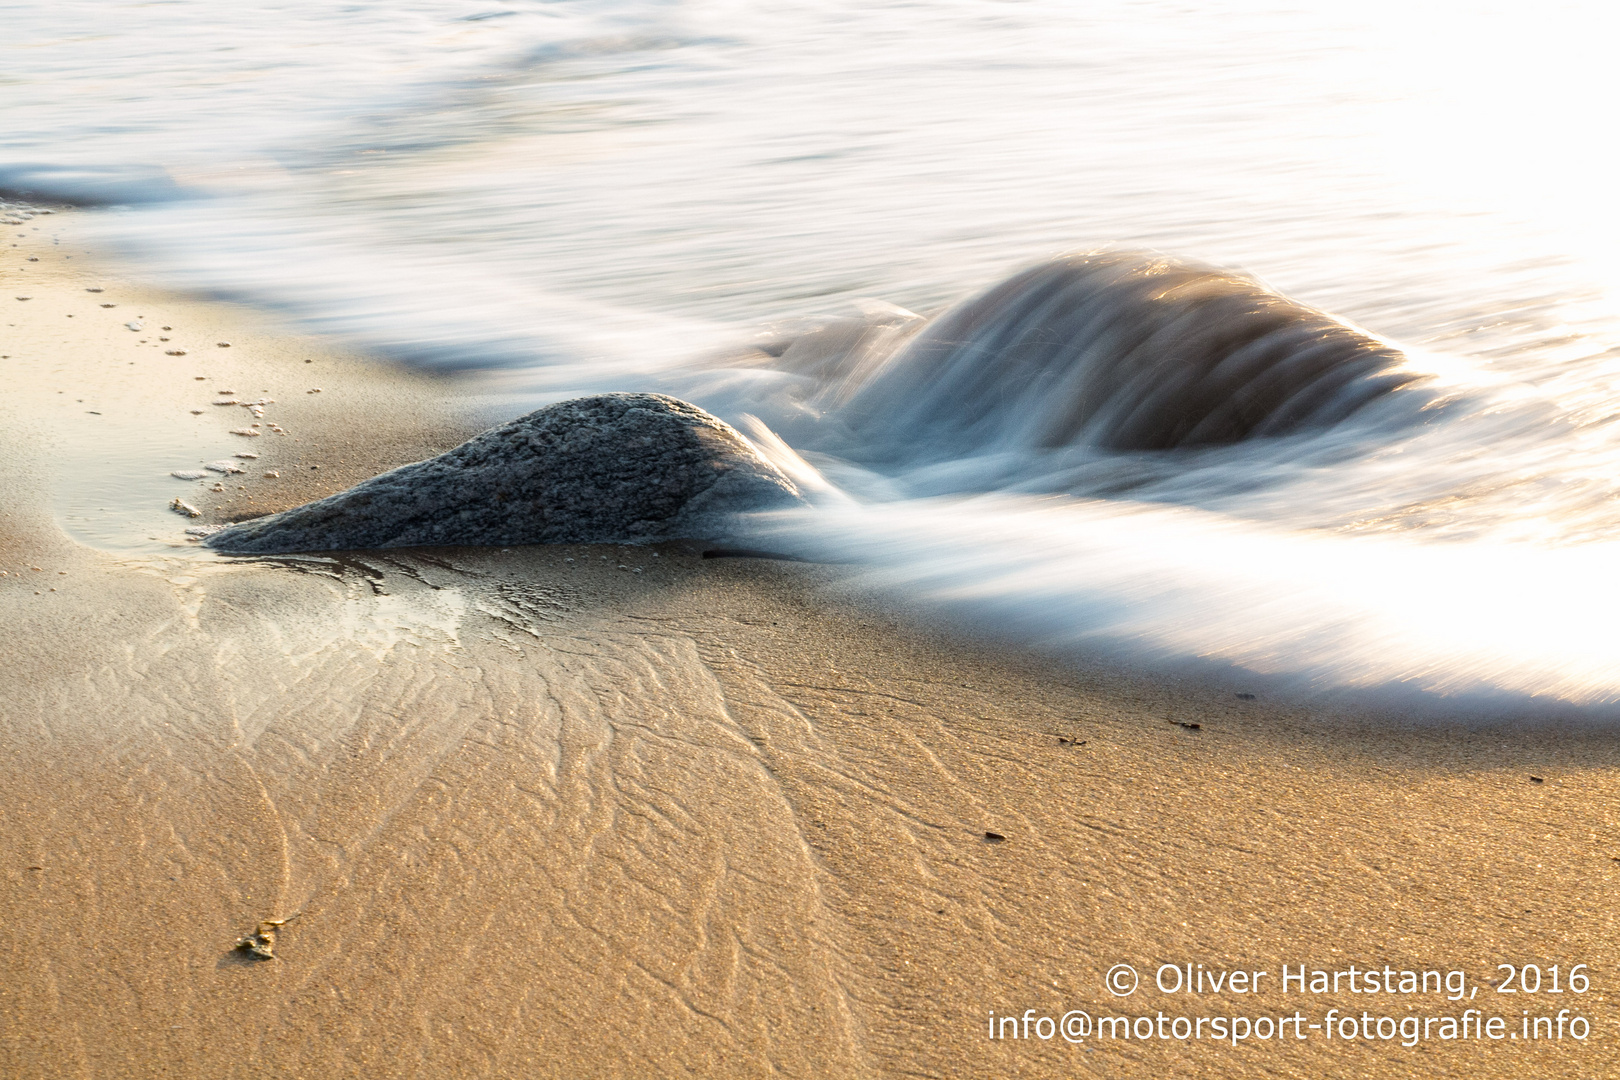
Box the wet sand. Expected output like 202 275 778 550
2 218 1618 1078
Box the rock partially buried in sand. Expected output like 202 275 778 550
207 393 805 554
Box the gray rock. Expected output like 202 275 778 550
206 393 803 554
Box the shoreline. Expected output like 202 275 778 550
3 222 1617 1078
1 207 489 567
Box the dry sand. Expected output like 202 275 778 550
2 216 1617 1078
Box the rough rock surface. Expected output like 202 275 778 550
207 393 804 553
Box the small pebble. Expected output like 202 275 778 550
230 428 260 437
165 350 187 356
235 452 259 459
85 287 103 293
100 303 115 308
189 410 203 415
216 341 230 348
169 498 202 518
263 470 279 478
125 321 142 331
161 326 172 331
14 296 30 301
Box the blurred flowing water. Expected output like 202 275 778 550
9 0 1620 707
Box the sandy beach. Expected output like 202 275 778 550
3 217 1618 1079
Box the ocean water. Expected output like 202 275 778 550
9 0 1620 708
